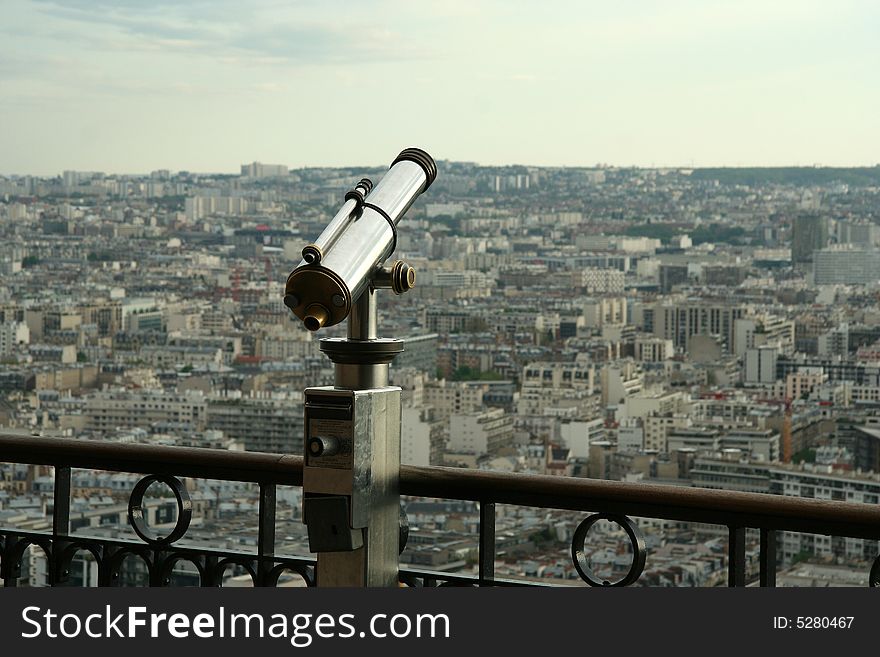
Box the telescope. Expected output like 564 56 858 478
284 147 436 587
284 147 436 332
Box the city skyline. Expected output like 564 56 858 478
3 155 880 587
2 0 879 175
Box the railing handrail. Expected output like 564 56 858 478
401 464 880 539
0 434 303 485
2 434 880 540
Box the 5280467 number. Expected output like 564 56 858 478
796 617 853 629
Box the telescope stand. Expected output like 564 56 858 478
302 288 404 587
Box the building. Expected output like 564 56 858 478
140 345 224 369
240 162 288 178
401 406 446 467
29 344 77 364
813 247 880 286
792 214 828 264
423 380 485 420
205 393 302 453
644 414 691 452
423 308 479 334
582 297 627 328
521 361 595 391
668 427 747 455
558 418 605 459
777 356 880 387
743 346 778 385
659 264 689 293
448 407 515 457
84 390 207 433
733 316 795 356
0 322 29 355
722 429 780 462
572 268 625 294
818 324 849 358
836 220 880 247
617 420 645 453
185 196 253 222
396 333 440 373
624 390 688 420
600 362 643 406
779 369 827 401
652 300 746 352
693 456 880 562
634 336 674 362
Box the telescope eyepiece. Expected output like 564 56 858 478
302 244 322 264
303 304 330 332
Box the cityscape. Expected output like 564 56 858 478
2 161 880 586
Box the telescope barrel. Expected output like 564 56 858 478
302 178 373 264
301 198 358 264
284 148 436 331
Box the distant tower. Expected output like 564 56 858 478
791 214 828 265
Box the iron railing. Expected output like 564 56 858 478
1 434 879 587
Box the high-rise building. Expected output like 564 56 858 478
836 220 880 247
652 300 746 351
791 214 829 264
744 346 778 385
813 247 880 285
733 316 795 356
659 264 689 293
240 162 288 178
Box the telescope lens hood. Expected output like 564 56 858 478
391 148 437 190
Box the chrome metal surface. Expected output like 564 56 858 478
348 289 378 340
284 150 433 330
302 387 401 587
305 197 360 263
363 160 427 226
335 363 389 390
316 208 395 307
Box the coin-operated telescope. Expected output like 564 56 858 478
283 148 436 587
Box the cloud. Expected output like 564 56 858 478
30 0 431 65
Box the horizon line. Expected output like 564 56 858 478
3 161 880 178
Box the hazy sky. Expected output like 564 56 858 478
2 0 878 174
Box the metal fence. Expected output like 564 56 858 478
1 435 879 587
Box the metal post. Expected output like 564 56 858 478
479 502 496 583
759 528 776 587
728 526 746 587
257 482 276 587
304 289 403 587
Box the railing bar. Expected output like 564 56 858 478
53 466 71 537
0 529 318 566
0 435 303 485
759 529 777 587
0 534 12 587
2 436 880 542
150 549 164 587
728 526 746 587
258 483 276 557
257 483 276 586
479 501 495 582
